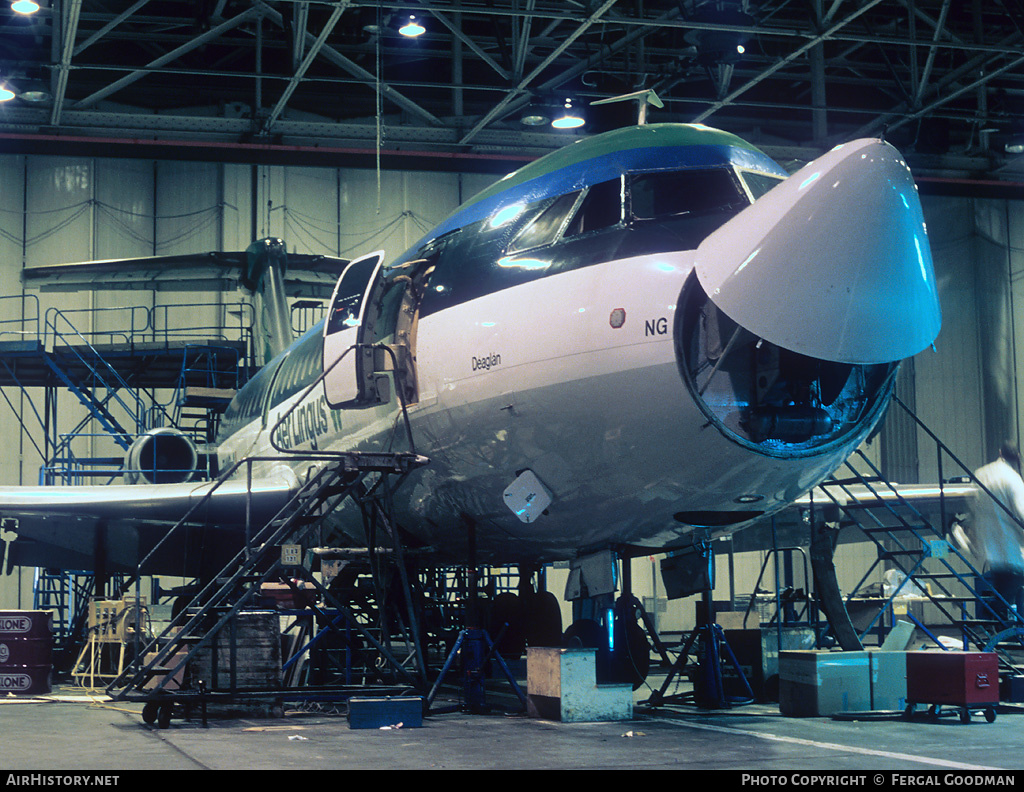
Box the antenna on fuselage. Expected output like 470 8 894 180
591 88 664 125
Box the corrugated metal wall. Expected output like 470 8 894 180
0 154 498 607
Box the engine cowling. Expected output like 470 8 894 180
124 428 199 485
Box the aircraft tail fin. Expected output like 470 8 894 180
244 238 294 363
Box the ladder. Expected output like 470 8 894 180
106 450 428 702
811 398 1024 673
171 343 241 445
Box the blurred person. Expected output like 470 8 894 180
968 443 1024 622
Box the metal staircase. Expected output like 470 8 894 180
42 308 149 453
170 343 243 446
811 396 1024 673
105 449 429 709
1 299 253 485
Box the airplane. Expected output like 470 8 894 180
0 122 941 623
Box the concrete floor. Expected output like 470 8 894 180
2 682 1023 772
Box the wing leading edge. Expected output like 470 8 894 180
0 474 298 577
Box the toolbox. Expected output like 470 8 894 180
904 651 999 723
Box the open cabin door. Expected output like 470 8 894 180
323 251 434 409
323 251 386 408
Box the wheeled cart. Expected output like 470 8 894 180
902 651 999 724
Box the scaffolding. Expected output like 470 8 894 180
0 294 256 648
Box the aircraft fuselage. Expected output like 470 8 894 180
215 124 915 563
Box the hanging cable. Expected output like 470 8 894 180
375 3 383 214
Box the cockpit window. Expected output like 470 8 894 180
509 191 581 253
629 168 746 221
740 171 786 200
563 178 623 237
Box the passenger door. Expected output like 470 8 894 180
322 251 385 408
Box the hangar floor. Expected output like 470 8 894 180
2 682 1023 772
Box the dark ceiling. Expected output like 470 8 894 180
2 0 1024 182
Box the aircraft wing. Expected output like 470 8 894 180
0 474 299 576
22 249 349 300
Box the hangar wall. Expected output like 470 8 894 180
0 153 497 608
0 153 1021 641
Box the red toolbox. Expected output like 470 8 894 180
905 651 999 722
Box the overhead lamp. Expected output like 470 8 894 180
18 87 50 104
11 0 40 14
519 109 549 127
0 84 13 102
551 98 585 130
398 15 425 37
1002 121 1024 155
13 76 50 104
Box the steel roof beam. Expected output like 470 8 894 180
73 0 152 58
50 0 83 127
913 0 952 109
72 6 262 110
292 1 310 72
425 6 511 82
264 1 350 133
849 27 1024 140
256 1 443 128
692 0 887 125
458 0 620 146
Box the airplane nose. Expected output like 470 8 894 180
694 138 941 365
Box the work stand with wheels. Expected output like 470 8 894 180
106 449 430 729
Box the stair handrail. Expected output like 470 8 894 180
893 394 1024 540
110 462 357 697
151 300 255 348
109 451 425 697
105 456 342 694
106 342 428 695
43 307 149 437
818 448 1023 656
0 293 40 342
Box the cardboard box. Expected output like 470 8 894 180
723 626 815 700
869 651 907 711
779 650 871 716
526 647 633 723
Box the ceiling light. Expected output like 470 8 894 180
19 88 49 104
551 98 585 129
11 0 40 14
520 111 549 127
399 15 425 37
552 114 585 129
0 85 14 102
